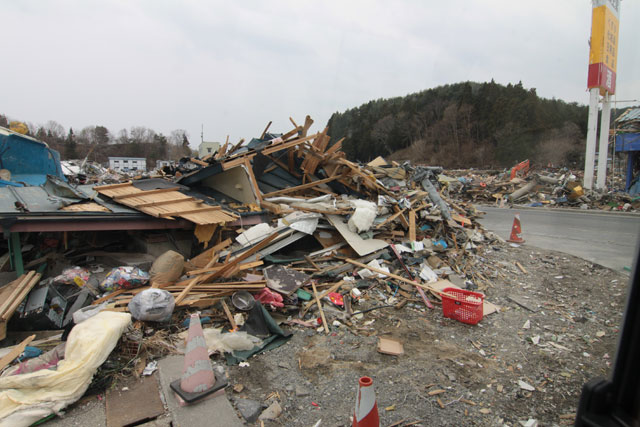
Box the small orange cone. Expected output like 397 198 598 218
507 213 525 243
171 313 227 404
353 376 379 427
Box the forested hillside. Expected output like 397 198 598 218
327 81 590 168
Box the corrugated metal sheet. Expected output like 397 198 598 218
0 183 139 214
615 107 640 123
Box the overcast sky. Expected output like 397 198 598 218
1 0 638 148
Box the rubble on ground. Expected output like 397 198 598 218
0 117 633 426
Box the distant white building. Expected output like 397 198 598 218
108 157 147 172
198 141 220 158
156 159 174 169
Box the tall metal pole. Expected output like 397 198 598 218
596 93 612 190
584 88 600 190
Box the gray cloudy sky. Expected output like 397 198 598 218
1 0 638 148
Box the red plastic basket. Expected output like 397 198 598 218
441 287 484 325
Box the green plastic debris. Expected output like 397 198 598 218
296 288 312 301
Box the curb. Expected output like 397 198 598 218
475 204 640 218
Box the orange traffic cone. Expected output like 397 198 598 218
353 376 379 427
507 213 525 243
171 313 227 405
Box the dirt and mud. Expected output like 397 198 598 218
225 241 629 426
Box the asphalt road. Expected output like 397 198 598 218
477 206 640 273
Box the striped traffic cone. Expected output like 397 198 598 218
353 376 379 427
507 213 525 243
171 313 227 405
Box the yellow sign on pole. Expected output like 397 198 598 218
587 0 620 94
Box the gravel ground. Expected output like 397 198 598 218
224 241 628 426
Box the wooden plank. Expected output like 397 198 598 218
1 273 41 321
93 181 133 190
136 197 196 208
175 233 278 304
188 238 233 269
221 300 237 331
303 280 344 313
158 205 221 217
185 260 263 276
113 187 178 200
91 288 128 305
262 175 339 198
0 334 35 371
408 210 416 241
0 273 31 316
222 133 319 169
375 208 408 229
311 282 329 335
260 121 272 139
244 158 263 203
393 205 410 229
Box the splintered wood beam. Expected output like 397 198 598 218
262 175 338 198
244 158 263 203
221 133 320 169
113 187 178 200
326 138 344 154
289 117 299 128
158 205 221 217
137 197 196 208
409 210 417 241
260 121 272 139
301 115 314 137
175 232 278 304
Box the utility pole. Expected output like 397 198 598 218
584 0 620 190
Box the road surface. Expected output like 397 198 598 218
477 206 640 273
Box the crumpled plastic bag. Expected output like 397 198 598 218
179 328 261 355
128 289 175 322
52 267 90 287
100 266 149 292
72 302 108 324
348 200 377 233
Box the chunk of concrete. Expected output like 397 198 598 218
259 401 282 421
235 399 262 423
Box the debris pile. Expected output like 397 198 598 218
0 116 630 425
438 165 639 211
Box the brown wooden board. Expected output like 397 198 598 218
106 376 165 427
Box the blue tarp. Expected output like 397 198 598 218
0 127 66 186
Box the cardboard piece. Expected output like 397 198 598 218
377 337 404 356
326 214 388 257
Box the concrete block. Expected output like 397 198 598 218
156 355 242 427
